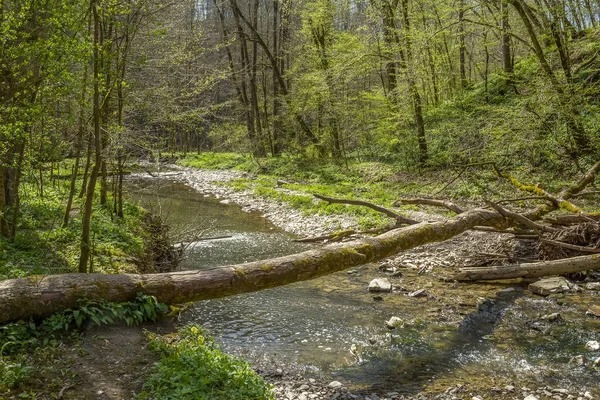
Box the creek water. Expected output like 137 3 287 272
127 176 600 396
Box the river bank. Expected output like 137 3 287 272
131 166 600 400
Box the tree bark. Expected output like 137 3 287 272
455 254 600 281
0 208 504 324
79 1 102 274
501 0 513 74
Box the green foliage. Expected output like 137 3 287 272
0 293 167 390
0 293 167 356
140 325 273 400
0 171 150 279
0 361 32 390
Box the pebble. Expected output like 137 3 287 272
524 395 540 400
553 389 570 394
586 306 600 318
540 313 563 323
586 282 600 290
408 288 427 297
369 278 393 293
329 381 343 389
568 355 586 366
585 340 599 351
386 316 403 329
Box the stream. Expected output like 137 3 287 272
126 175 600 397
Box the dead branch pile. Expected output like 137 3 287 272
538 222 600 260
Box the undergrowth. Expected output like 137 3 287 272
140 325 273 400
0 293 168 392
0 168 160 279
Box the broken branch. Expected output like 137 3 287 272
313 194 418 225
455 254 600 281
396 198 464 214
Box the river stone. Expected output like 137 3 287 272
368 278 392 293
524 395 540 400
540 313 563 323
568 355 586 366
386 316 403 329
586 306 600 318
586 282 600 290
585 340 600 351
529 277 574 296
328 381 343 389
408 288 427 297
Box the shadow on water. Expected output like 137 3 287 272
339 287 524 395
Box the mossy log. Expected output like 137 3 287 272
455 254 600 281
0 209 503 324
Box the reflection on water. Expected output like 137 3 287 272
127 176 600 395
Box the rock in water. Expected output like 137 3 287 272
568 355 587 366
585 340 600 351
540 313 563 323
369 278 392 293
386 316 403 329
586 306 600 318
328 381 343 389
586 282 600 290
529 277 574 296
408 288 427 297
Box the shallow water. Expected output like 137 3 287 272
127 176 600 396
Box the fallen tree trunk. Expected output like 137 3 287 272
455 254 600 281
0 209 503 324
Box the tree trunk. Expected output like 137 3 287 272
63 61 89 228
0 208 504 324
79 1 102 274
501 0 513 74
455 254 600 281
272 0 283 155
458 0 467 88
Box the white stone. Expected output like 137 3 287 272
585 340 600 351
529 277 573 296
524 395 540 400
586 282 600 290
553 389 570 394
386 316 403 329
328 381 343 389
368 278 392 293
409 288 427 297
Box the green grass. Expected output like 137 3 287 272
178 152 600 228
140 325 273 400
